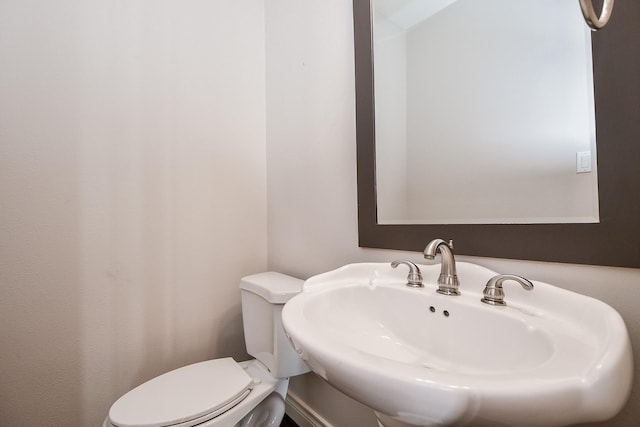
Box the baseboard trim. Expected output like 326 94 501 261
285 391 334 427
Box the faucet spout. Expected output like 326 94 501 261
424 239 460 296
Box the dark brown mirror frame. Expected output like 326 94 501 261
354 0 640 268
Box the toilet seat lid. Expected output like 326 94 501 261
109 358 254 427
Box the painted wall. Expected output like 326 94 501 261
266 0 640 426
0 1 266 425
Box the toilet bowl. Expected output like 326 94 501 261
103 272 310 427
238 392 286 427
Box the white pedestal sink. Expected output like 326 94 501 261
281 262 633 427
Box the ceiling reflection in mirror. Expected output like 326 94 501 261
373 0 599 224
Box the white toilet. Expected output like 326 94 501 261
103 272 310 427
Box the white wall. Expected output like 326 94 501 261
0 1 266 425
266 1 640 426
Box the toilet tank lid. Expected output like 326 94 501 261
240 272 304 304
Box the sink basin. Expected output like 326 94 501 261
281 262 633 427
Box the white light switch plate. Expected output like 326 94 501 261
576 151 592 173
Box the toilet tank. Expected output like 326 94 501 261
240 272 310 378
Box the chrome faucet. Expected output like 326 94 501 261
391 260 424 288
481 274 533 306
424 239 460 295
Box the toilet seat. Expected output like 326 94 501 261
108 358 255 427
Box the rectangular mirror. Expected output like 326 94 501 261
354 0 640 268
373 0 599 225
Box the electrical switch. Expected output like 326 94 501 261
576 151 592 173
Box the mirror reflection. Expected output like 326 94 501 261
373 0 600 224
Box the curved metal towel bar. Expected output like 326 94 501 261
579 0 615 30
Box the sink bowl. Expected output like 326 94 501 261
281 262 633 427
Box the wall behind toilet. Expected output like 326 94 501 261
265 1 640 426
0 1 266 425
